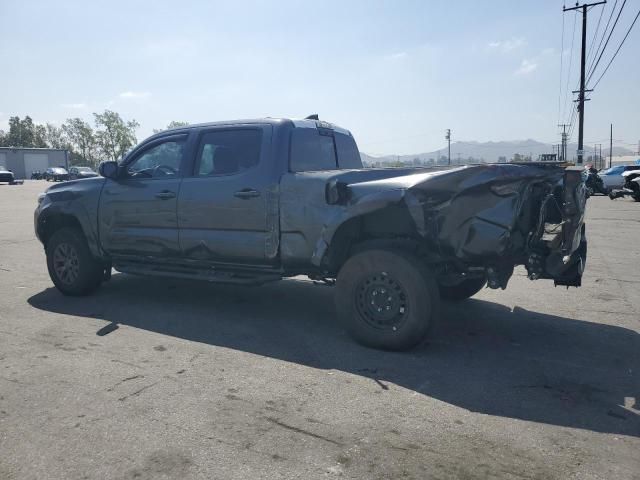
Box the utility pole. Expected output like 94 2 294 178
445 129 451 166
557 124 570 162
609 123 613 168
563 1 606 165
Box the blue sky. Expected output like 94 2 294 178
1 0 638 155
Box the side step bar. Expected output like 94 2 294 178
113 261 282 286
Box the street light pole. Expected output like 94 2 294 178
445 129 451 166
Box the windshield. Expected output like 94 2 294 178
77 167 92 172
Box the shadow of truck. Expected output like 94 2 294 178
28 273 640 438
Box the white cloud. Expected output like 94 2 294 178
488 37 526 53
388 52 408 59
61 103 87 109
515 59 538 75
119 91 151 99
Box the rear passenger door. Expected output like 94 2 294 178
177 125 275 265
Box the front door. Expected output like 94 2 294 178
98 135 188 258
177 125 276 265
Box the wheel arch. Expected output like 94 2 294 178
317 204 424 275
37 208 102 259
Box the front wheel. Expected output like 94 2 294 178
46 227 104 296
335 249 440 351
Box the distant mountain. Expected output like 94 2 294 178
361 140 635 165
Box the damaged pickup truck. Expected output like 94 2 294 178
35 117 587 350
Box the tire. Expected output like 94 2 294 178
439 276 487 302
335 249 440 351
46 227 103 296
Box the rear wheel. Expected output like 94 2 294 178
335 249 439 351
46 228 104 296
439 276 487 302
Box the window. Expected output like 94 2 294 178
290 128 337 172
127 139 185 179
335 132 362 169
195 129 262 176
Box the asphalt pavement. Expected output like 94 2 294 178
0 181 638 479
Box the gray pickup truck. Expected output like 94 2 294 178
35 116 587 350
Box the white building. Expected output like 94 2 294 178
0 147 69 179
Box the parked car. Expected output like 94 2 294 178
44 167 69 182
69 166 98 180
0 166 15 184
598 164 640 190
34 117 587 351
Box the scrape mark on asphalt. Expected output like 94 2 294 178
118 381 159 402
107 375 144 392
111 359 142 369
265 417 343 446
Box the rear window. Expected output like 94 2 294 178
290 128 362 172
335 132 362 169
195 129 263 176
290 128 337 172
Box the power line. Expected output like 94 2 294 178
586 0 607 66
587 0 618 76
587 0 627 84
590 8 640 89
563 1 607 164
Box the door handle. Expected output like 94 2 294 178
155 191 176 200
234 189 261 199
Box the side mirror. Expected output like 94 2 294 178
99 161 119 179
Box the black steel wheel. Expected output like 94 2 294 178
355 273 409 332
336 249 439 351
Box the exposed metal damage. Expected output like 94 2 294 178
316 164 587 289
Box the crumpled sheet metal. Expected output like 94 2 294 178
314 164 566 267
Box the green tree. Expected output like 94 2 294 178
7 116 36 147
43 123 69 150
33 124 48 148
94 110 139 161
62 118 98 167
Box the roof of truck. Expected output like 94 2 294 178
156 117 351 136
